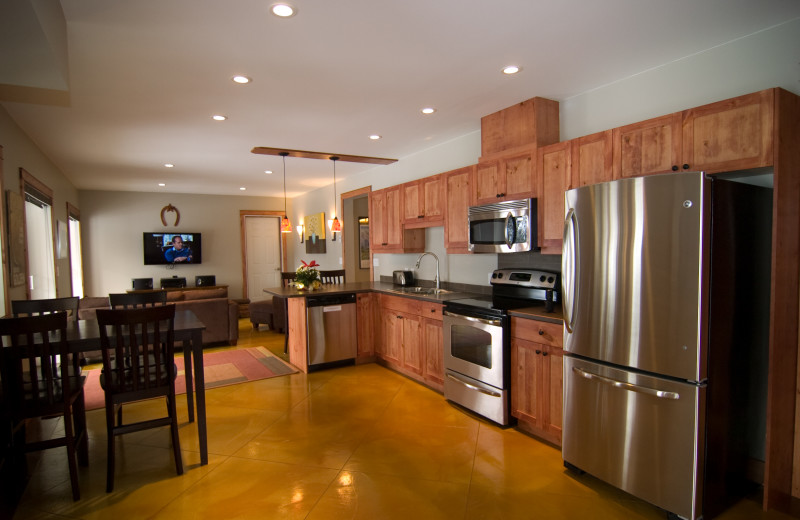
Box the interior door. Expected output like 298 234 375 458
244 215 281 301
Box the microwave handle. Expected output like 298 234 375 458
504 212 516 250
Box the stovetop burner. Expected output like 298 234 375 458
444 268 560 317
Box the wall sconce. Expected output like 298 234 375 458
296 223 305 243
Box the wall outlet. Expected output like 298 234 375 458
339 257 343 265
373 257 380 266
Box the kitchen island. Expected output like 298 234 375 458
263 281 475 373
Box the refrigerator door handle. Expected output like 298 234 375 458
562 207 578 333
572 366 681 400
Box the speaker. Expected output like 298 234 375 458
132 278 153 290
195 275 216 287
160 277 186 289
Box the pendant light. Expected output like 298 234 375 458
329 156 342 239
279 152 292 233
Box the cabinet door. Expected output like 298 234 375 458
444 165 474 253
474 161 502 204
503 151 536 200
370 189 388 250
402 181 422 223
422 317 443 388
542 346 563 441
400 312 423 376
510 338 543 425
537 141 572 254
613 113 682 178
421 174 445 222
682 89 774 173
384 186 403 248
380 310 402 364
356 293 376 358
572 130 612 187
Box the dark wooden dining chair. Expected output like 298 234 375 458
319 269 346 284
11 296 80 321
95 305 182 492
280 271 296 287
0 312 88 501
108 291 167 309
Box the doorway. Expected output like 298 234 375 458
240 211 285 301
342 187 371 283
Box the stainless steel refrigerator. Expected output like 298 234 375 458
561 171 772 520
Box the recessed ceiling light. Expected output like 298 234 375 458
158 183 166 187
421 107 436 115
503 65 521 75
369 135 382 140
164 163 174 168
232 75 251 84
264 170 273 174
212 114 227 121
240 187 247 191
271 3 296 17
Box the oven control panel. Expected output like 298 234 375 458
490 268 558 290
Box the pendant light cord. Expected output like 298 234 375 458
282 153 288 215
332 157 338 216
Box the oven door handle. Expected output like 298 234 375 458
443 310 502 327
446 373 501 398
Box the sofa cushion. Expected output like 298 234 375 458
183 287 227 300
166 291 185 302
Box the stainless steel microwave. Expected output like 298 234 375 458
468 198 538 253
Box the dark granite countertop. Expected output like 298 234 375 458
264 282 564 324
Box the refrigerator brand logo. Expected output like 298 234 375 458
683 200 693 208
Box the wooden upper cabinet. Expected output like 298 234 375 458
475 149 537 204
474 161 500 204
682 89 774 174
403 174 445 228
370 186 424 253
572 130 612 187
613 113 682 179
537 141 572 254
444 165 474 253
481 97 560 156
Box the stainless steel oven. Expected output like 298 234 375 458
442 268 559 426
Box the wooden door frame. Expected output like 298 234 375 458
239 210 286 300
340 186 372 281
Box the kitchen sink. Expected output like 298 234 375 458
391 287 452 296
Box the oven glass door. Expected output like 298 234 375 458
443 312 505 389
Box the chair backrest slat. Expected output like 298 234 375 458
11 296 80 321
96 305 176 394
0 312 72 416
319 269 346 284
109 291 168 309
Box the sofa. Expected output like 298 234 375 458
78 286 239 347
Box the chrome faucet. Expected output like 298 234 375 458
415 252 441 290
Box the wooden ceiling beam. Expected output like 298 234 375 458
251 146 397 165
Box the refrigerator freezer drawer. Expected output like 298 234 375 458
563 356 705 520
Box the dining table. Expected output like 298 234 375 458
64 308 209 465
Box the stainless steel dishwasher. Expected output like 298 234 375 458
306 293 357 371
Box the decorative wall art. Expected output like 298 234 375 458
358 217 370 269
6 190 26 287
304 211 327 254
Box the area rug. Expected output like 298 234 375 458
82 346 298 411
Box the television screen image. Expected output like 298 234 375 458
143 232 202 265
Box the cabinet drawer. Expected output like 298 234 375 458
419 301 443 320
511 318 563 347
380 294 422 314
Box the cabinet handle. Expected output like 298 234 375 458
672 165 679 171
396 315 402 319
535 350 541 355
542 352 548 357
381 242 388 246
538 329 544 335
496 193 502 198
682 164 690 170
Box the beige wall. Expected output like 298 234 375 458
0 105 80 314
78 190 286 299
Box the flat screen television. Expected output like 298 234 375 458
143 232 202 265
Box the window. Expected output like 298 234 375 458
21 169 56 299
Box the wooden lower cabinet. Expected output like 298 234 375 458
376 294 444 391
510 318 564 446
356 293 376 360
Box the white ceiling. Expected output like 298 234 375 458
2 0 799 198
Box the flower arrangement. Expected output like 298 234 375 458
295 260 322 290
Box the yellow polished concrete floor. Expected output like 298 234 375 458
7 320 794 519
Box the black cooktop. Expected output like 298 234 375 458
445 296 534 317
